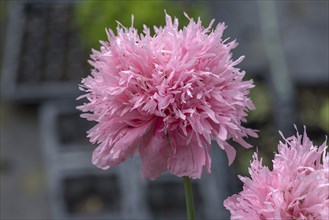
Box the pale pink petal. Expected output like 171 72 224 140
221 141 237 165
167 132 211 179
139 131 170 180
92 120 153 168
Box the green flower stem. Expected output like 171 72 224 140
183 176 196 220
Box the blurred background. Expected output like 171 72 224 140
0 0 328 219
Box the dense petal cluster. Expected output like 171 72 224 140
78 13 256 179
224 127 329 219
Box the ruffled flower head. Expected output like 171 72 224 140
224 126 329 219
78 13 257 179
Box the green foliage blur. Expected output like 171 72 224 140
234 80 276 176
74 0 210 50
247 81 272 124
299 87 329 138
319 99 329 133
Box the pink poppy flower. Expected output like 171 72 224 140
78 13 257 180
224 127 329 219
